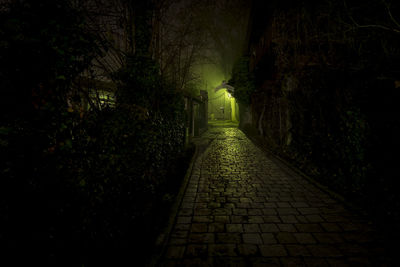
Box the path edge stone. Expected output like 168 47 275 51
241 127 368 218
148 143 199 266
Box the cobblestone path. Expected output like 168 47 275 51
160 128 389 266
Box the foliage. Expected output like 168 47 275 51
68 105 185 265
112 53 186 120
113 54 162 109
248 0 400 234
0 0 101 121
230 56 255 104
0 1 189 265
283 68 369 195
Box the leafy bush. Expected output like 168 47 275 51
0 0 101 122
1 1 188 266
247 0 400 240
230 56 255 104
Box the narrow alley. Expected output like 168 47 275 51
160 126 389 266
2 1 399 265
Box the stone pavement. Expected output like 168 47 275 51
159 127 390 266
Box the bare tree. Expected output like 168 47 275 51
196 0 251 79
344 0 400 34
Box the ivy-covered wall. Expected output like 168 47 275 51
241 0 400 233
230 56 255 127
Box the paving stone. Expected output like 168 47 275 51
285 245 311 257
179 209 194 216
326 258 351 267
176 216 192 224
216 233 241 243
165 246 185 259
253 197 266 203
293 233 317 244
174 223 191 232
277 208 300 215
181 202 195 209
303 258 329 267
347 257 374 266
277 223 297 232
243 224 261 233
240 197 251 203
194 203 207 209
226 224 244 233
232 208 247 215
180 258 213 266
313 233 344 244
243 233 263 244
248 209 263 215
321 222 342 232
260 223 279 232
208 223 225 233
237 244 259 256
305 214 325 223
322 214 349 223
214 215 230 223
307 244 343 257
223 203 236 209
277 202 292 208
296 215 309 223
212 256 246 266
208 202 221 209
295 223 324 232
263 215 281 223
262 208 278 215
251 257 281 267
279 215 298 223
171 230 189 239
298 207 320 215
191 223 208 233
192 216 213 223
184 196 195 203
342 232 374 243
259 244 288 257
261 233 277 244
280 257 306 267
208 244 237 257
188 233 214 244
227 197 240 203
338 222 362 232
194 208 211 216
160 128 389 265
170 238 187 245
276 232 297 244
337 243 368 257
290 202 309 208
185 244 208 258
212 208 232 215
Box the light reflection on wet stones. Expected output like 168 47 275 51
160 128 390 266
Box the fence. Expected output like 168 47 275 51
184 90 208 142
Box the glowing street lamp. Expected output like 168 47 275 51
212 80 237 122
214 80 234 95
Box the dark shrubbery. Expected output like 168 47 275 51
230 56 255 105
246 0 400 239
1 1 189 266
